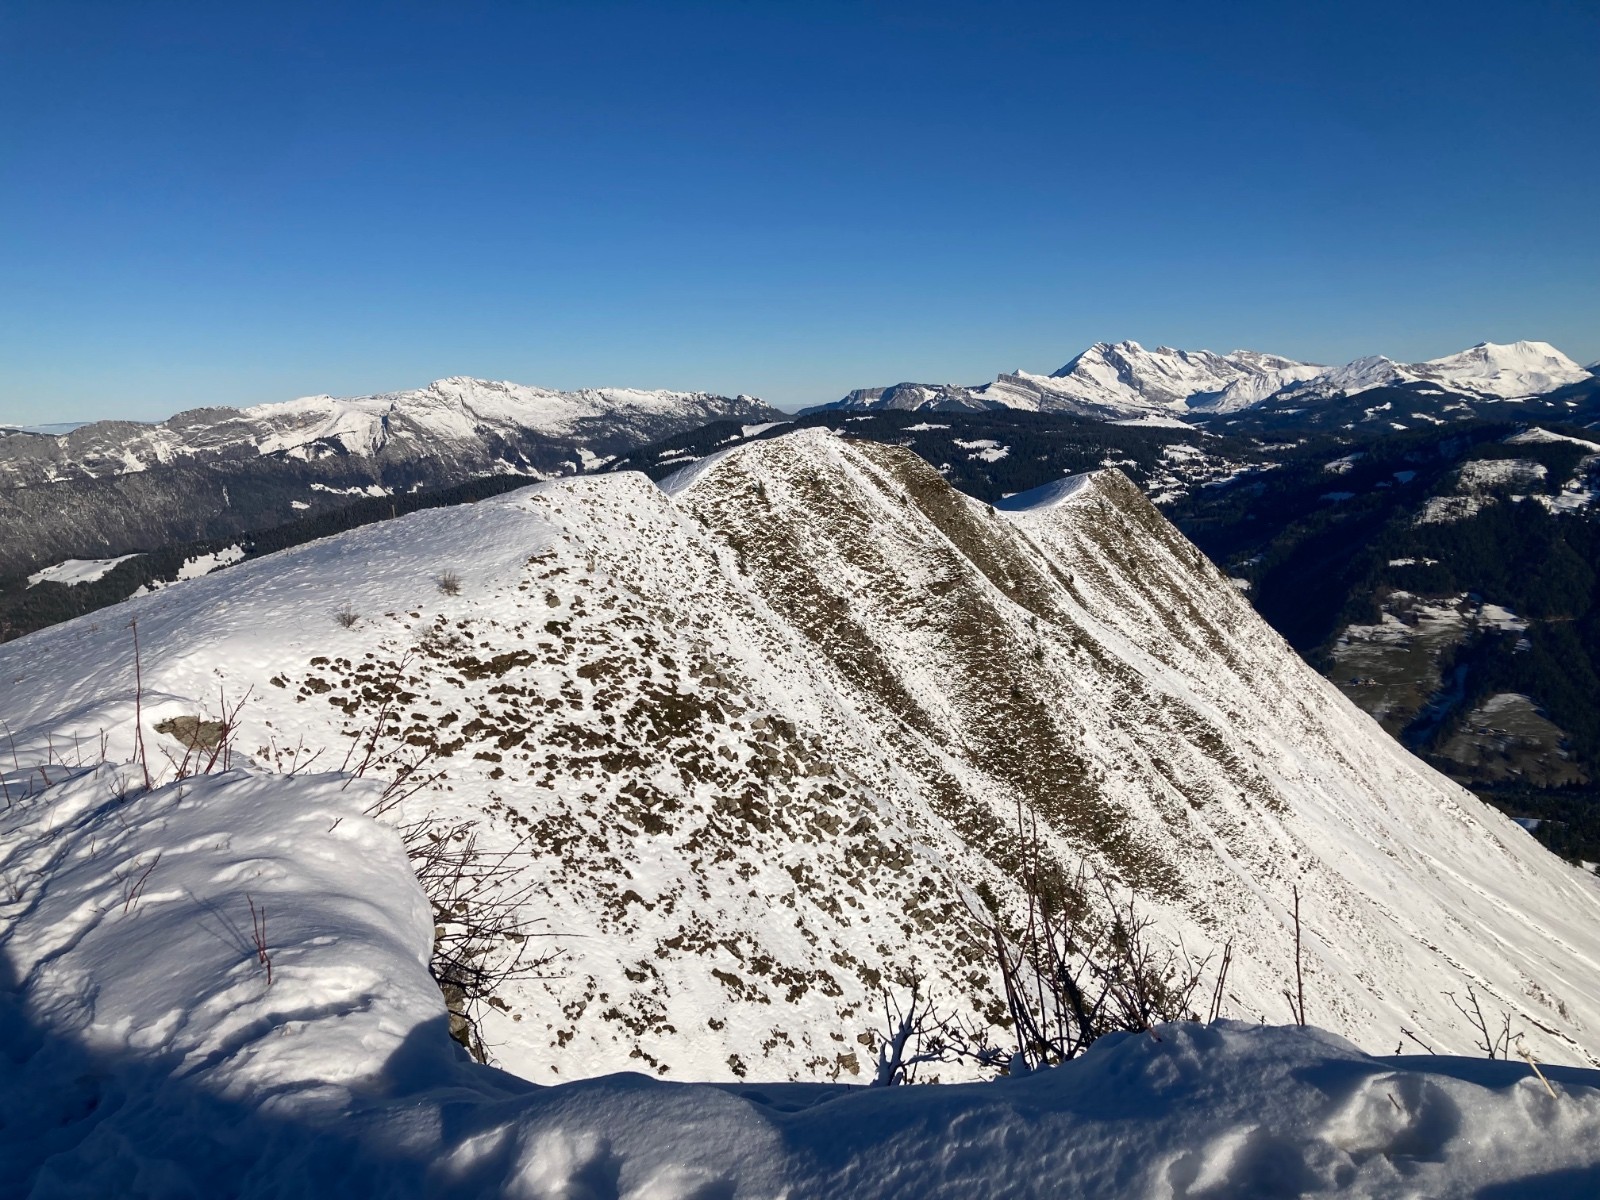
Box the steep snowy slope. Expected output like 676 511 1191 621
2 429 1598 1088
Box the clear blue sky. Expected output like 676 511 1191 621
2 0 1596 422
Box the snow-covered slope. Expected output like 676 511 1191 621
808 343 1324 419
3 764 1595 1200
3 429 1599 1093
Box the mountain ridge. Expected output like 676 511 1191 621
0 377 779 576
807 339 1591 422
3 427 1597 1083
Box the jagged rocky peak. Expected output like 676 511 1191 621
979 340 1324 416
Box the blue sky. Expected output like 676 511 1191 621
1 0 1596 421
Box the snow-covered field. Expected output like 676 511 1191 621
26 553 142 588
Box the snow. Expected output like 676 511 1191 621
901 422 952 431
953 437 1009 462
740 421 788 437
993 471 1094 511
5 426 1600 1189
812 340 1586 423
26 554 141 588
1478 603 1530 632
4 428 1600 1099
1421 340 1589 399
1388 557 1440 567
4 767 1598 1198
1020 341 1323 416
311 482 392 497
176 544 246 581
1459 458 1548 490
654 444 746 496
1506 427 1600 452
0 378 773 491
1416 495 1490 525
1278 342 1589 404
1110 413 1193 428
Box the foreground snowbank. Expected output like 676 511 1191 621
3 767 1598 1197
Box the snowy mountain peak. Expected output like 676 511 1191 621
1270 341 1591 405
0 376 779 496
1029 341 1325 415
1419 340 1589 398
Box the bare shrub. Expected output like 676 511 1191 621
398 817 559 1061
1445 985 1521 1060
436 569 463 596
248 894 273 986
333 606 360 629
964 802 1214 1071
868 967 1002 1086
337 656 558 1062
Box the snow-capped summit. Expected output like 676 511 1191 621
1036 340 1325 414
807 342 1325 419
1275 341 1590 404
1422 340 1590 398
0 377 780 492
811 338 1590 424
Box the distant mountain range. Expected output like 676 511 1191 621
0 377 779 575
807 339 1595 426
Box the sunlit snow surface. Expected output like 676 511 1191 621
3 766 1599 1198
5 429 1600 1192
25 553 141 588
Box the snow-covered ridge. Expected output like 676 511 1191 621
3 427 1600 1092
813 338 1590 420
0 376 780 491
1024 341 1326 414
1275 340 1590 404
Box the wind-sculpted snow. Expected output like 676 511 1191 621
3 770 1599 1198
2 429 1600 1095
